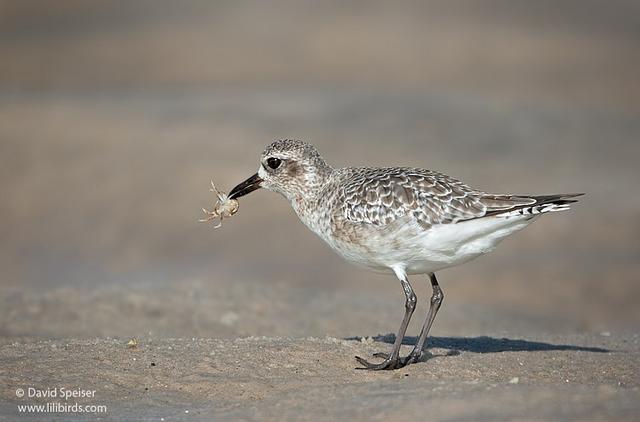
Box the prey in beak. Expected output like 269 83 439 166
228 173 263 199
199 174 262 229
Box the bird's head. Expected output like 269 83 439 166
229 139 333 202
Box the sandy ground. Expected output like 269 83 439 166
1 1 639 420
1 279 639 420
1 332 638 420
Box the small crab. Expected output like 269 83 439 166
199 180 239 228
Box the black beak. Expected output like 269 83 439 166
228 173 263 199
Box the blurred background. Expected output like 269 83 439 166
1 0 639 339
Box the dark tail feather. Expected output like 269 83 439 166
485 193 584 218
530 193 584 206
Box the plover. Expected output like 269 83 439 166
228 139 582 370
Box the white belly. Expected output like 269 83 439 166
328 215 537 275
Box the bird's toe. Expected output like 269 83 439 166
355 354 403 370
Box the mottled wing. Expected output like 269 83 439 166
339 168 538 228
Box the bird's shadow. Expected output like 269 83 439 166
345 334 609 354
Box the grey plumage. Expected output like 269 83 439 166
337 167 581 228
227 139 583 370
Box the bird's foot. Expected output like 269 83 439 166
355 353 404 370
403 350 425 365
356 350 424 370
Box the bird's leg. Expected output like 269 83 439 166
356 276 416 370
404 273 444 364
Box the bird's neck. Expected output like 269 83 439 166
289 165 334 227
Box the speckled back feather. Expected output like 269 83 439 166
337 167 579 229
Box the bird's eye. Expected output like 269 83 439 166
266 157 282 169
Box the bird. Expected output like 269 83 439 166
227 139 582 370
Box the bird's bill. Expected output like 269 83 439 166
228 173 263 199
